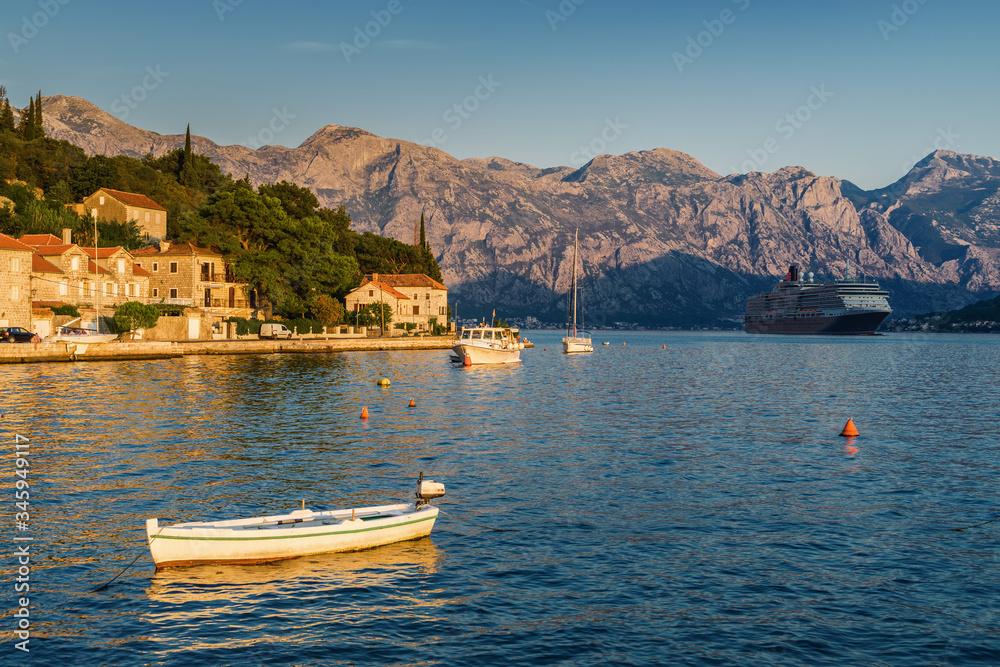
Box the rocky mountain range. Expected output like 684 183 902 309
41 94 1000 326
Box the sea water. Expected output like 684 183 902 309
1 331 998 665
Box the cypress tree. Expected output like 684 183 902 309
22 98 35 140
180 123 197 187
34 91 44 137
419 211 426 248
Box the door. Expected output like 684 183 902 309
229 286 235 308
187 317 200 340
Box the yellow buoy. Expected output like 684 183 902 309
377 378 391 387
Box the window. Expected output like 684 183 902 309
169 262 178 273
127 283 135 297
59 280 68 296
99 196 105 205
145 212 150 222
9 285 19 300
369 290 374 297
426 293 430 300
117 259 125 273
169 288 178 299
152 288 159 298
152 262 158 272
10 257 19 272
156 213 161 224
413 305 420 316
71 256 79 271
78 282 84 296
105 283 113 296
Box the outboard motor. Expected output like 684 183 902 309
415 472 446 507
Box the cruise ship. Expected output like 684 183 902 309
744 264 892 335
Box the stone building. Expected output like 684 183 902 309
132 240 251 314
345 273 449 333
79 188 168 241
20 231 149 308
0 233 33 328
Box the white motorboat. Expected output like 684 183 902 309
46 318 117 343
451 325 523 365
562 229 593 354
146 476 446 569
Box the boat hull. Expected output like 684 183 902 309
744 310 890 335
562 336 593 353
147 503 439 568
451 342 521 364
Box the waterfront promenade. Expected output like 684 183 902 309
0 336 455 364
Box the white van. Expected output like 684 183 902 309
259 323 293 339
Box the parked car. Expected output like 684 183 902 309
259 323 293 340
0 327 40 343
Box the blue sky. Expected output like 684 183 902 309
1 0 997 189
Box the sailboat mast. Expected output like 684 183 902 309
94 216 100 334
571 228 578 337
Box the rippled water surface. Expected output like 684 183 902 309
2 331 999 666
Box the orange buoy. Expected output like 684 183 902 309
408 399 416 407
839 418 859 437
623 342 626 346
662 344 666 349
360 406 369 419
463 354 472 366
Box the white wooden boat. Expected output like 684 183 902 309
146 476 445 568
450 325 523 364
562 229 593 354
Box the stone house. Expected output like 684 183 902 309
345 273 449 333
132 240 251 315
79 188 168 241
0 233 33 328
83 246 151 306
20 231 149 308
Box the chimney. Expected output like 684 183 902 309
159 240 171 253
61 228 72 244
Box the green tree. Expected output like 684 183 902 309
113 301 160 340
0 86 15 133
179 124 197 187
419 211 426 248
311 293 344 328
21 98 35 141
357 302 392 330
34 91 43 138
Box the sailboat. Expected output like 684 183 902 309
562 229 593 354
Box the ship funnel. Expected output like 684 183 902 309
788 264 800 282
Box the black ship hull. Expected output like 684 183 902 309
744 310 890 335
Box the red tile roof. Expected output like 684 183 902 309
133 241 223 257
350 281 410 300
0 233 34 252
20 233 63 245
87 260 110 275
32 254 63 273
132 263 151 277
96 188 166 211
30 243 77 255
83 246 125 259
362 273 447 290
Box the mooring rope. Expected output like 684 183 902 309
93 529 162 592
437 507 518 532
951 514 1000 532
